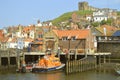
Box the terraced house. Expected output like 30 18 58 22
43 29 94 53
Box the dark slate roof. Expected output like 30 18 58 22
112 30 120 36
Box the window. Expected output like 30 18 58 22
39 34 43 38
62 37 68 41
96 18 97 20
71 36 76 41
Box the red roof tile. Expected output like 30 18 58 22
8 38 17 43
1 37 9 42
36 38 43 41
22 26 35 33
53 29 90 39
24 38 34 42
96 25 117 36
0 30 4 39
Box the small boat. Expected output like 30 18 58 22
31 53 65 73
114 63 120 74
16 63 33 73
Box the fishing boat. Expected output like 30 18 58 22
31 53 65 73
114 63 120 74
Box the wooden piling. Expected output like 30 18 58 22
0 54 1 66
65 56 96 74
8 50 10 68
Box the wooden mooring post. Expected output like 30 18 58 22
65 56 96 75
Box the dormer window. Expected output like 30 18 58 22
62 37 68 41
38 34 43 38
71 36 76 41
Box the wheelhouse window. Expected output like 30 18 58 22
71 36 76 41
62 37 68 41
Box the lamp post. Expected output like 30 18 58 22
58 47 60 58
17 38 24 69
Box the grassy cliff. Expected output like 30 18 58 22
52 10 93 26
117 11 120 15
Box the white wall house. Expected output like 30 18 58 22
16 32 22 38
93 10 105 16
7 38 17 48
86 9 117 22
93 10 108 22
21 33 27 38
0 39 8 50
24 38 33 48
93 15 108 22
21 30 35 39
29 30 35 39
7 38 31 49
86 16 92 21
8 42 17 48
24 41 30 48
36 23 42 27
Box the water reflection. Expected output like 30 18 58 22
36 72 65 80
117 76 120 80
0 69 119 80
65 69 118 80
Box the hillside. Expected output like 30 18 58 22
52 10 120 27
117 11 120 16
52 10 93 26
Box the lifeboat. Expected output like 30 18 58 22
32 53 65 73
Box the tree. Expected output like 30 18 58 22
106 18 113 25
91 22 100 27
100 20 106 25
100 19 113 25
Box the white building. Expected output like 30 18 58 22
93 15 108 22
86 16 92 22
7 38 17 48
24 38 33 48
29 30 35 39
92 10 108 22
86 9 117 22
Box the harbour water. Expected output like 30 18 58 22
0 68 120 80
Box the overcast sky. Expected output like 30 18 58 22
0 0 120 28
